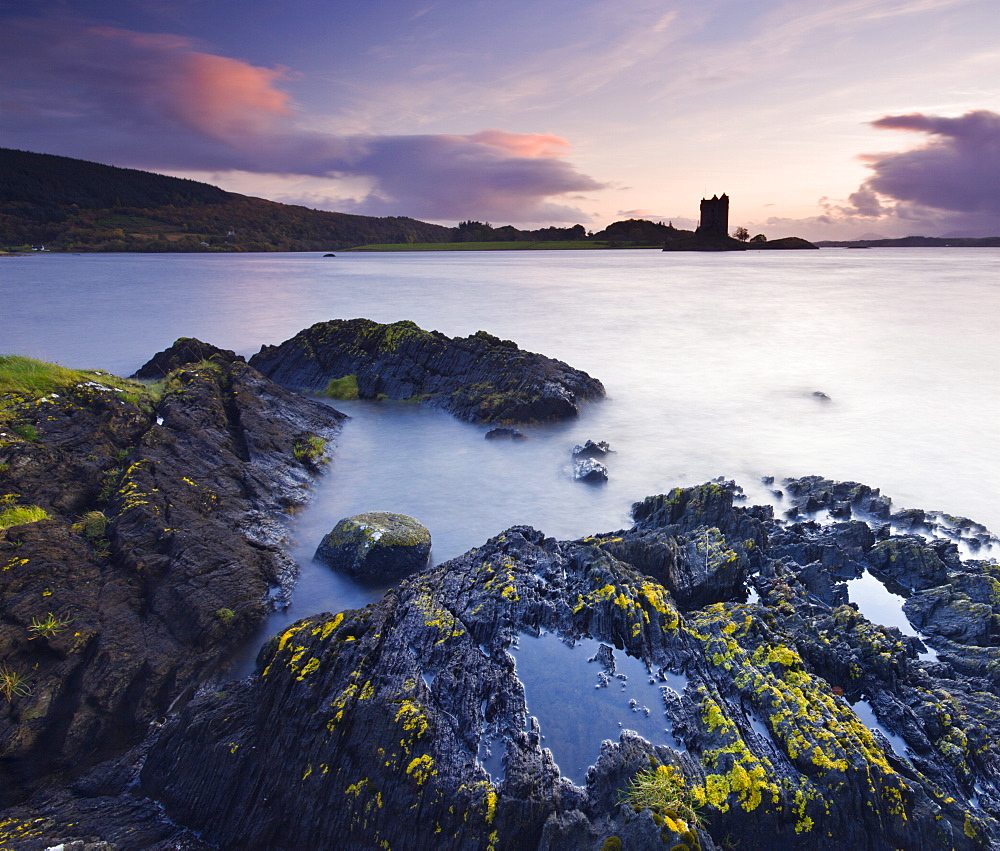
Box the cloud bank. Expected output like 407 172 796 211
841 109 1000 236
0 20 602 222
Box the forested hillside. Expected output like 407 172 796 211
0 148 453 251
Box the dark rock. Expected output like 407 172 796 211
485 427 527 440
323 253 336 257
812 391 831 401
8 464 1000 849
867 537 950 591
248 318 605 424
573 458 608 483
138 481 999 850
314 511 431 582
0 354 344 804
572 440 611 459
131 337 243 380
783 475 892 520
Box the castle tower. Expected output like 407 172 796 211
696 194 729 238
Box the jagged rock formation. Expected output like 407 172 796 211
315 511 432 582
0 351 344 804
131 337 244 380
248 318 605 424
134 480 1000 850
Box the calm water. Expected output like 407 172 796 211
3 249 999 646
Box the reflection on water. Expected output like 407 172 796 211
852 698 910 758
510 632 677 784
846 572 939 661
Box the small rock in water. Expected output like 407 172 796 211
315 511 431 582
574 457 608 483
485 427 527 441
572 439 612 459
812 390 831 401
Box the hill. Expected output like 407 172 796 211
0 148 453 252
816 235 1000 248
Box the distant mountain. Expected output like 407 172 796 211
0 148 453 251
816 235 1000 248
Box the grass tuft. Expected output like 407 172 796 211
622 764 703 828
0 504 50 530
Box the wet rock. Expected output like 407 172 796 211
572 440 611 459
573 458 608 483
131 337 243 380
314 511 431 582
0 353 344 804
138 484 999 850
248 318 605 424
486 427 527 440
783 475 892 521
8 471 1000 850
867 537 950 591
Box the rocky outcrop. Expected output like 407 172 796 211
248 318 606 423
131 337 244 380
0 352 344 804
136 480 1000 850
314 511 432 582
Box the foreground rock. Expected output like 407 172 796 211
133 480 999 850
0 349 344 804
248 318 605 423
314 511 431 582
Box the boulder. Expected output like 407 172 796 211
315 511 431 581
572 439 611 459
573 458 608 483
248 318 605 424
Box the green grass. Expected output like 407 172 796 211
0 505 51 530
343 240 609 252
0 355 151 401
324 374 360 400
0 356 158 425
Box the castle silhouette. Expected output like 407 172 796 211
696 194 729 238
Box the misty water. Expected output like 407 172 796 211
4 249 1000 677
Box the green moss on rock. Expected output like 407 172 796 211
315 511 432 582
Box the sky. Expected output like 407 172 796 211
1 0 999 239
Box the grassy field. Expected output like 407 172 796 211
343 240 610 252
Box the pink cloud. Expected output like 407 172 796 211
466 130 572 158
0 19 602 223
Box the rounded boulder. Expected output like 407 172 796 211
315 511 431 582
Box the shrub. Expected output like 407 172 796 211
216 607 236 624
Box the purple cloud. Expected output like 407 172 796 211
852 110 1000 218
0 20 602 222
